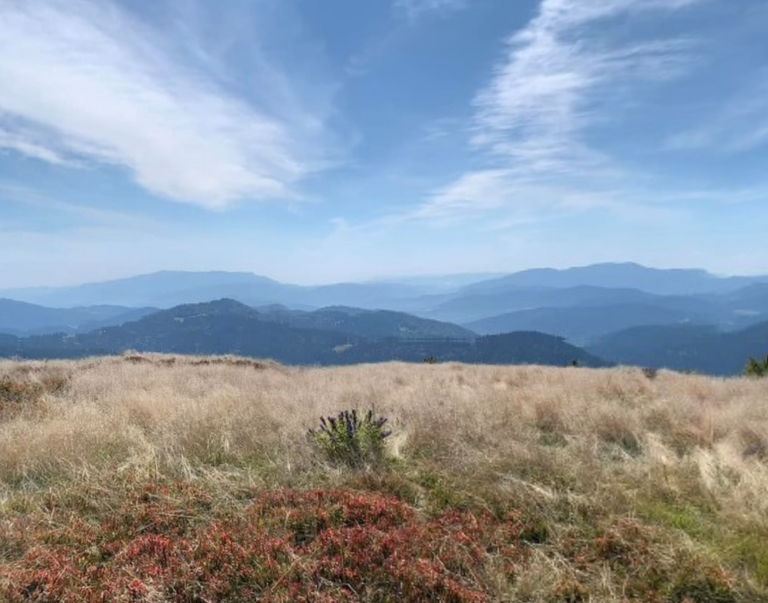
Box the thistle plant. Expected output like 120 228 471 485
307 409 392 468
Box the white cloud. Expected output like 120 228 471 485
418 169 632 225
0 128 74 167
472 0 696 173
0 0 338 209
417 0 703 220
416 170 511 218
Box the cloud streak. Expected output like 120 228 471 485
473 0 696 171
0 0 337 209
394 0 467 22
419 0 702 220
0 128 74 167
0 183 154 228
668 75 768 154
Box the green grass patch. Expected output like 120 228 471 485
638 498 768 591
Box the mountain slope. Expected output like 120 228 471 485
588 321 768 375
5 299 356 363
465 304 708 345
257 306 475 340
0 299 92 334
472 332 607 366
0 299 157 335
0 299 607 368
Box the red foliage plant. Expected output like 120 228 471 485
0 484 525 603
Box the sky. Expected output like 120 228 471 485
0 0 767 288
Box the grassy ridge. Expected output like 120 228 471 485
1 355 767 601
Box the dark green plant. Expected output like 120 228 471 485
641 367 658 380
745 355 768 378
307 409 391 468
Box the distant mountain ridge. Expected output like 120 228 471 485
4 263 766 312
1 271 293 309
461 263 767 296
0 299 608 368
0 299 157 335
2 263 768 374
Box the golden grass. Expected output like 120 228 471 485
1 354 768 601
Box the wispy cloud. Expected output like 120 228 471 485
415 170 512 219
0 183 153 228
668 75 768 153
348 0 468 77
416 170 631 225
472 0 696 173
0 0 338 209
394 0 467 23
417 0 702 220
0 128 74 167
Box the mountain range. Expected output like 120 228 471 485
5 263 767 317
2 262 767 375
0 299 607 368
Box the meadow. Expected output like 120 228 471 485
1 354 767 602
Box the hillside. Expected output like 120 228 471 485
255 305 476 340
466 303 705 345
0 299 156 335
329 331 608 367
0 299 358 364
589 320 768 375
0 299 608 368
1 357 766 601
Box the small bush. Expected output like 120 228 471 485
308 409 392 469
745 355 768 378
642 367 658 380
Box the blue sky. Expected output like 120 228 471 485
0 0 766 287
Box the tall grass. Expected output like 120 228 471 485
1 354 767 601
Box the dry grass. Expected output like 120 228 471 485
1 354 767 601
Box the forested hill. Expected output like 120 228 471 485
0 299 608 368
588 321 768 376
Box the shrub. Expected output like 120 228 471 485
308 409 391 469
642 367 658 380
745 355 768 378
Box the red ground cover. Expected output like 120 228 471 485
1 484 524 602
